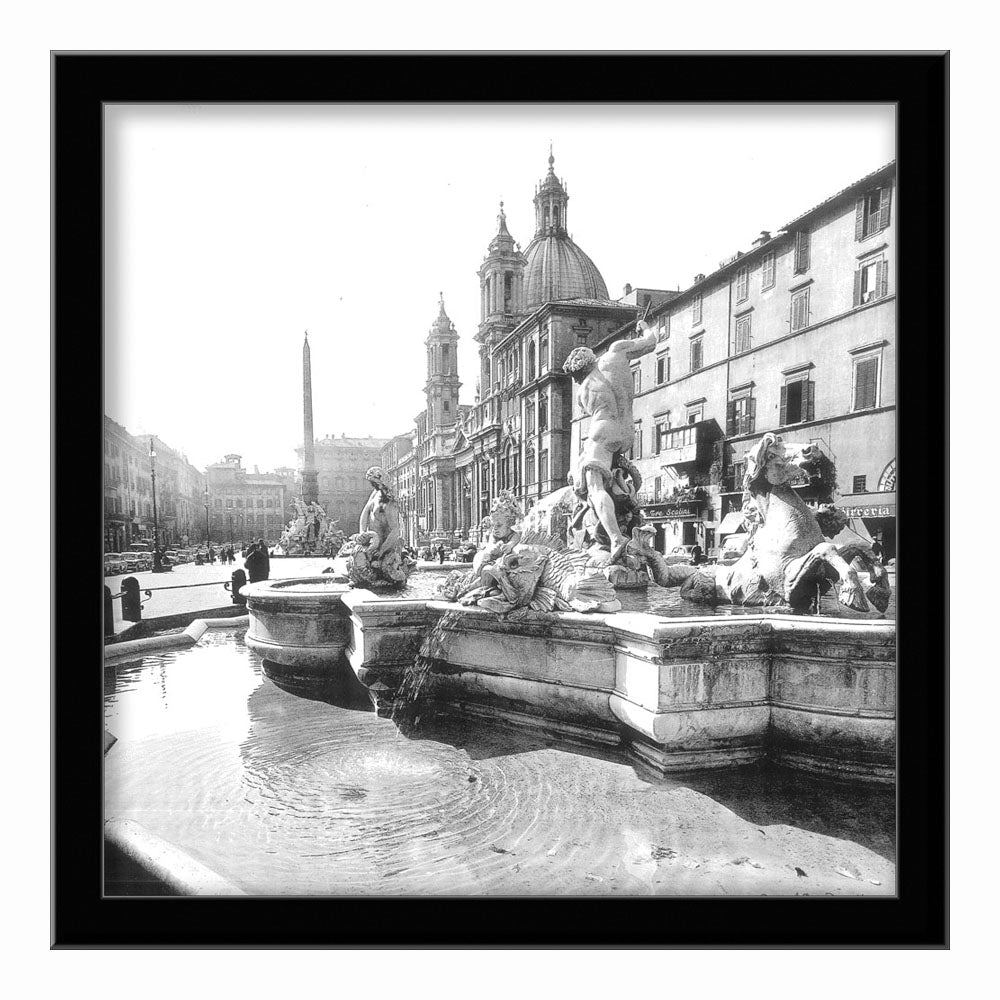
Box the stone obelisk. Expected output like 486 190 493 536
301 331 319 504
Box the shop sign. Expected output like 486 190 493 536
842 504 895 518
642 499 704 519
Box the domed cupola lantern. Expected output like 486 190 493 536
522 147 609 311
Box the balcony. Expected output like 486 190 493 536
657 421 712 469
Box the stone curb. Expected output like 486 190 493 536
103 615 249 662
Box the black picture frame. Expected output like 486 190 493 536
54 52 947 948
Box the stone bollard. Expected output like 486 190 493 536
104 585 114 637
230 569 247 607
120 577 142 622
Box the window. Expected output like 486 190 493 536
257 498 264 508
539 333 549 371
780 377 815 426
687 406 703 424
854 258 889 305
526 448 536 485
692 294 703 325
654 476 662 501
690 337 704 372
631 422 643 459
539 450 549 486
656 352 670 385
761 252 775 290
853 355 880 411
226 499 234 508
794 230 810 274
654 419 671 453
442 344 449 359
790 287 810 332
632 366 641 394
266 498 273 508
215 499 222 508
853 475 867 494
735 266 749 303
528 342 536 380
525 400 535 434
734 314 752 353
726 394 756 436
856 184 892 240
657 313 670 339
538 395 548 431
443 400 450 412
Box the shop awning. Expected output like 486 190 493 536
717 512 746 536
830 518 873 547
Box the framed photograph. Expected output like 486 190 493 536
54 52 947 947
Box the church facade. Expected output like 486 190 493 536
383 152 657 546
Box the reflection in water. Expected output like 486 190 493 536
105 629 895 896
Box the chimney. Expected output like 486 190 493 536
624 283 633 296
694 274 705 284
752 230 771 247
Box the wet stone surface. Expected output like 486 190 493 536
104 628 895 896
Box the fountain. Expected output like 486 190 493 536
244 316 894 781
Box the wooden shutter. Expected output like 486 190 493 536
877 260 889 298
805 380 815 422
795 230 810 272
779 384 788 426
854 357 878 410
855 197 865 240
749 395 756 434
853 269 863 306
878 184 892 229
726 400 736 436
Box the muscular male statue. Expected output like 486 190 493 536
563 319 658 562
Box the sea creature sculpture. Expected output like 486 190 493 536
650 434 890 616
440 490 621 614
340 468 415 589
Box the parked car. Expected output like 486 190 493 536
163 550 179 566
717 532 750 566
104 553 125 576
455 542 477 562
664 544 698 566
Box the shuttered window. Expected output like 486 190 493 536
526 449 536 485
690 337 704 372
538 395 548 431
632 367 641 393
790 288 810 331
692 294 703 325
735 314 752 353
794 230 810 274
856 184 893 240
854 259 890 306
726 395 756 437
735 267 749 303
656 352 670 384
761 252 776 290
853 356 879 411
632 423 643 459
539 450 549 486
780 378 815 426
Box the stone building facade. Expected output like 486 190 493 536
573 161 897 559
205 454 287 546
297 434 390 535
104 416 206 551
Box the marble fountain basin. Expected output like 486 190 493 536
243 576 896 782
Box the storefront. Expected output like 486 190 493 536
839 491 896 560
640 497 709 554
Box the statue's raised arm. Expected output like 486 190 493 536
607 318 658 359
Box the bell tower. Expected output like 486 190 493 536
476 200 527 396
425 293 461 429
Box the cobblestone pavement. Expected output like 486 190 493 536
105 557 335 630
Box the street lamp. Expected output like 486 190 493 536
149 437 163 572
203 488 211 549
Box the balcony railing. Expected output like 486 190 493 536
658 422 709 468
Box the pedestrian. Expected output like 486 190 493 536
437 543 446 564
690 542 703 566
257 538 270 579
870 538 884 565
244 541 266 583
208 545 216 564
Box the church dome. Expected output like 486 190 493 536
522 149 609 310
522 234 609 309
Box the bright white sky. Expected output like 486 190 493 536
104 103 894 472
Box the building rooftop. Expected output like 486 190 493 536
781 160 895 231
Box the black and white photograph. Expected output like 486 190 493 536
42 49 950 954
100 101 900 897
